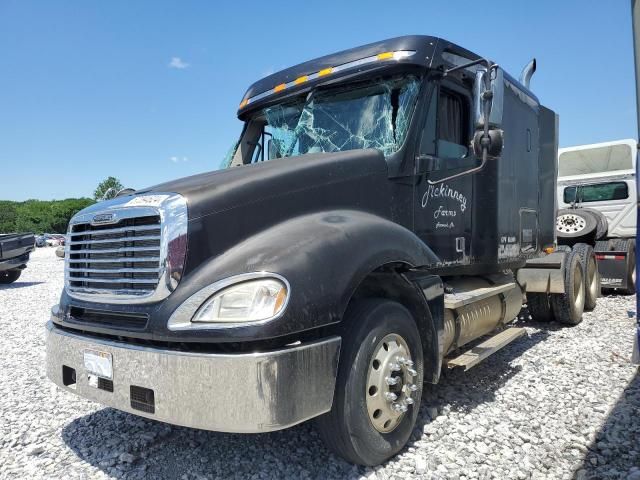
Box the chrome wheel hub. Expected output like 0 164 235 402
556 214 586 234
366 333 418 433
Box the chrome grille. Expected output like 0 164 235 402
67 215 162 294
64 193 188 304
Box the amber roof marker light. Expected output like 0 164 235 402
238 50 416 110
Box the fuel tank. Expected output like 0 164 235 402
442 273 523 355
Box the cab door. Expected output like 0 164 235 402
412 80 475 266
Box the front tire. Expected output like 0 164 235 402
315 299 424 466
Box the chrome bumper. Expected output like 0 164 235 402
45 321 341 433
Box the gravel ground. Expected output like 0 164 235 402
0 247 638 480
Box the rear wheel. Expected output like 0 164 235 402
572 243 599 311
0 269 21 284
550 249 585 325
315 299 424 466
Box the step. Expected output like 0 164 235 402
445 327 527 371
444 282 516 310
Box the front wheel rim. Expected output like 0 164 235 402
365 333 418 433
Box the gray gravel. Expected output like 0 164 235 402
0 247 638 479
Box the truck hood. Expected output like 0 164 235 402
141 149 393 275
142 149 389 221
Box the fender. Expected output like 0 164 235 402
153 209 441 342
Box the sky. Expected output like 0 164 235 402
0 0 637 201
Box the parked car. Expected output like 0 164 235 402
0 233 35 284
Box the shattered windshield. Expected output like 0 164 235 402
250 75 420 162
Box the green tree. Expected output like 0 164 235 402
94 176 124 201
0 201 18 232
0 198 95 234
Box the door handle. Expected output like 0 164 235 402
415 155 437 174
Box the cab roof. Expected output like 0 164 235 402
237 35 482 118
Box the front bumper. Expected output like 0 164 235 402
45 321 341 433
0 252 30 272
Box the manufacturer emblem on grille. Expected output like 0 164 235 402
92 213 117 225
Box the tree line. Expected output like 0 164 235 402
0 177 125 234
0 198 96 234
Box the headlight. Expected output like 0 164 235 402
192 278 288 323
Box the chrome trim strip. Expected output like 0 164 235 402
45 322 341 433
66 287 154 297
65 193 188 304
167 272 291 330
68 224 160 237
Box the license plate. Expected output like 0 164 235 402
83 349 113 380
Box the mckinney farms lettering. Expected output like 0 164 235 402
421 183 468 212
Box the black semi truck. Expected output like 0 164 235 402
46 36 593 465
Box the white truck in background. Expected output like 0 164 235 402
556 139 637 294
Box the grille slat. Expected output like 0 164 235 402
70 247 159 254
67 267 161 274
68 235 160 246
67 276 160 284
68 256 160 264
68 224 160 237
66 214 162 296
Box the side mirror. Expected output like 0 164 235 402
473 129 504 159
473 67 504 129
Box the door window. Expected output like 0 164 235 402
418 86 470 161
437 89 469 159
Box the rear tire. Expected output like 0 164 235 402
572 243 599 311
315 299 424 466
550 249 585 325
0 269 21 284
527 293 554 322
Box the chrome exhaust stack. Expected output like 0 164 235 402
519 58 537 89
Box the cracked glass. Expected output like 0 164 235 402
250 75 420 163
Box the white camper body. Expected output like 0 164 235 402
557 139 636 238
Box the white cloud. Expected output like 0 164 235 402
168 57 189 69
170 156 188 163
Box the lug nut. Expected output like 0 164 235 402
384 392 398 401
407 368 418 377
385 376 399 386
404 397 415 405
389 362 401 372
407 383 418 392
402 358 414 367
392 403 408 413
